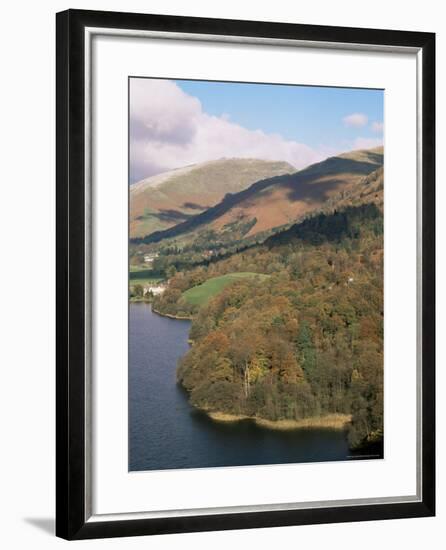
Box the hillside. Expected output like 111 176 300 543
266 166 384 247
153 200 384 451
138 147 383 245
130 158 294 238
182 272 270 307
322 165 383 212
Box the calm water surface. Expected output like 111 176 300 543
129 303 363 471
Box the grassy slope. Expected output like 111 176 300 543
130 158 294 238
142 147 383 245
183 272 269 306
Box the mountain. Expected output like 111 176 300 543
130 158 295 238
136 147 383 245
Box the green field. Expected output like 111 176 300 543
182 272 269 306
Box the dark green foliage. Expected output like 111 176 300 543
267 203 382 247
296 320 317 374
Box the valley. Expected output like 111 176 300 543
129 146 384 454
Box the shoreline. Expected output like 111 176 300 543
151 306 192 321
144 305 353 433
206 411 352 431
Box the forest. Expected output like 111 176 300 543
153 203 384 449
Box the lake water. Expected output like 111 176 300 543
129 303 364 471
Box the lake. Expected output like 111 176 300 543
129 303 363 471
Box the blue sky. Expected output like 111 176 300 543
130 77 383 182
176 79 383 153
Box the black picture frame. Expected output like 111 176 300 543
56 9 435 540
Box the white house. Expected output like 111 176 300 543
144 253 159 264
144 285 166 296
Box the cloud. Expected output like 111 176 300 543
353 137 383 150
371 121 384 133
130 79 325 182
343 113 368 128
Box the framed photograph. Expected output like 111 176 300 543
56 9 435 540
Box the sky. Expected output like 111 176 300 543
130 77 383 183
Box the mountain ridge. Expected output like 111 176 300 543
134 146 383 245
130 158 295 238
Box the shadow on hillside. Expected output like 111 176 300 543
283 157 382 202
236 157 382 207
133 157 383 245
182 201 210 210
155 209 192 222
266 203 382 247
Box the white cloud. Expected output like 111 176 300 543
130 79 324 182
343 113 368 128
353 137 383 150
371 121 384 133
